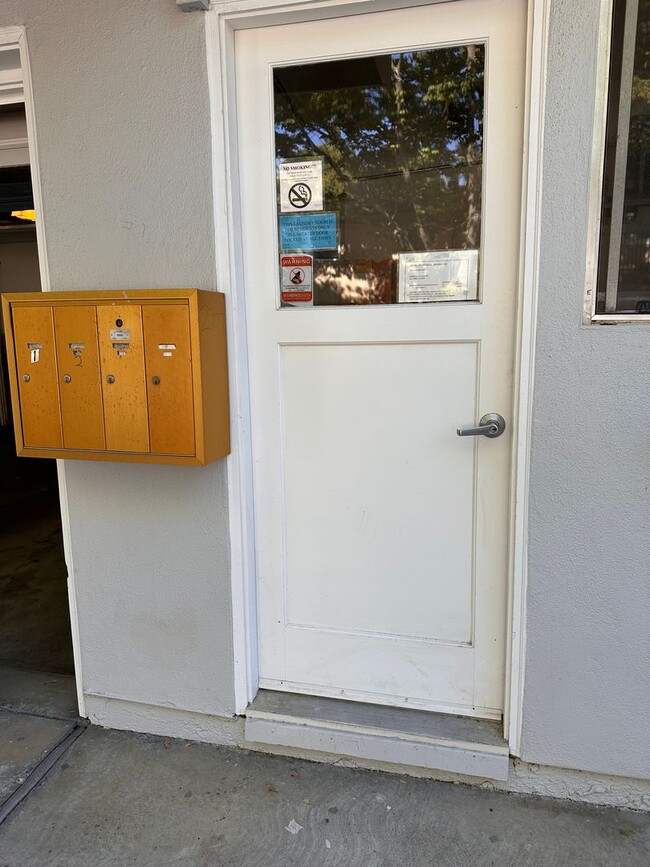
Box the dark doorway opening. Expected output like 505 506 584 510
0 433 74 676
0 106 74 679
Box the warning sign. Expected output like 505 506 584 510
279 159 323 213
281 254 313 304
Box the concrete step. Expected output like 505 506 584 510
244 690 509 780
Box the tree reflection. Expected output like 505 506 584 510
620 0 650 310
274 45 484 304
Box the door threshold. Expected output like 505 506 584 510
244 690 509 781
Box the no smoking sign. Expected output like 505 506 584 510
288 183 312 209
279 159 323 213
281 254 313 304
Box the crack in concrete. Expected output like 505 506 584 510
0 722 87 827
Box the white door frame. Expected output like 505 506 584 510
206 0 549 755
0 26 86 717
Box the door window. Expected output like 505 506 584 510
273 45 485 306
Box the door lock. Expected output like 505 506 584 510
457 413 506 438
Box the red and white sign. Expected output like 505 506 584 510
281 254 313 304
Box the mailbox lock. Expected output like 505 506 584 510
115 318 123 328
22 374 30 383
151 376 161 385
106 375 115 384
63 374 72 383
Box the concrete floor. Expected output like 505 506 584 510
0 439 648 865
0 710 73 803
0 672 648 867
0 433 74 675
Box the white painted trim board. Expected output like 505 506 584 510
504 0 549 753
205 10 259 712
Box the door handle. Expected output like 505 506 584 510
457 413 506 438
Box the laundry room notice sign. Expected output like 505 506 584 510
279 159 323 212
280 254 313 304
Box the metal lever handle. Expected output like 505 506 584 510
457 413 506 438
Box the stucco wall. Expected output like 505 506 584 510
522 0 650 779
3 0 648 778
0 0 235 716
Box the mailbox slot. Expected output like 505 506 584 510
54 305 105 451
143 304 195 456
97 305 149 453
12 305 63 449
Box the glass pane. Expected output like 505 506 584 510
598 0 650 314
273 45 484 307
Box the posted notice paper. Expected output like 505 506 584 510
397 250 479 303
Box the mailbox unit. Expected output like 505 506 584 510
1 289 229 466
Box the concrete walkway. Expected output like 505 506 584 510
0 673 648 866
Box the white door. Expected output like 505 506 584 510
236 0 525 719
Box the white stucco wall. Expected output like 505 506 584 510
2 0 647 781
0 0 236 717
521 0 650 779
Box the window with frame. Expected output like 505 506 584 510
597 0 650 316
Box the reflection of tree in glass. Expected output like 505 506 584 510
619 0 650 309
275 45 484 304
630 0 650 155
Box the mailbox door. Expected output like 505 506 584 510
97 304 150 452
142 304 195 456
12 305 63 449
53 305 105 451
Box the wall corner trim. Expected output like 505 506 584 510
504 0 551 756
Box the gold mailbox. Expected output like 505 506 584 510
1 290 230 466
